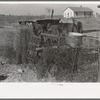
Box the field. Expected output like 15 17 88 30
0 24 39 82
0 18 99 82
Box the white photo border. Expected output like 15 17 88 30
0 1 99 99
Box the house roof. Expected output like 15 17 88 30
64 7 93 12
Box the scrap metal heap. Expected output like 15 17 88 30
17 17 99 82
17 18 84 73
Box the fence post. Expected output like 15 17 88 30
96 30 100 82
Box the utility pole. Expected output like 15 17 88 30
51 9 54 19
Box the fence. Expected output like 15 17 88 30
25 31 99 81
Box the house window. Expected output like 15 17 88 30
84 12 86 15
90 12 92 15
76 12 78 16
67 13 69 18
64 13 66 17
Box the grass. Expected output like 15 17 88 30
76 17 100 31
0 25 19 63
0 21 99 82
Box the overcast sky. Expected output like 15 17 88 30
0 3 100 15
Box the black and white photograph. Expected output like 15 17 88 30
0 2 100 83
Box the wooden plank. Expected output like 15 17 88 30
27 49 36 53
36 47 44 51
41 33 59 37
27 57 35 60
29 42 37 46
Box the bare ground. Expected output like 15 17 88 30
0 64 38 82
0 61 98 82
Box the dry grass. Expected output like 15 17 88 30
0 25 19 63
0 22 99 82
76 17 100 31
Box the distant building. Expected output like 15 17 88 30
63 6 93 18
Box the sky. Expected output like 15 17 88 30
0 3 100 15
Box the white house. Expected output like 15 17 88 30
63 6 93 18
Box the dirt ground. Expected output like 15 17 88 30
0 64 38 82
0 63 98 82
0 57 57 82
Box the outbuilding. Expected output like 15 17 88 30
63 6 93 18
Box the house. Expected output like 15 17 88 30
63 6 93 18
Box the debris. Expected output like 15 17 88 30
0 74 8 81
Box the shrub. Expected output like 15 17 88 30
36 47 74 80
36 47 58 79
0 45 5 56
15 26 31 64
0 29 16 63
4 45 16 64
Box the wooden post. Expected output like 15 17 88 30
73 46 81 73
57 29 60 51
96 30 100 82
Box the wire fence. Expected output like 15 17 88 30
25 31 99 81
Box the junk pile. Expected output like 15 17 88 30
15 17 98 81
